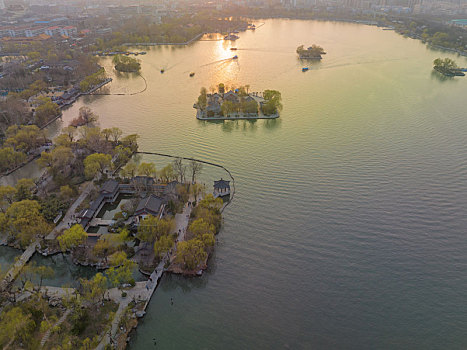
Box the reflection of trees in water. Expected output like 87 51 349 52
201 119 280 133
82 94 105 104
159 269 210 293
430 70 456 83
264 118 281 131
31 253 97 286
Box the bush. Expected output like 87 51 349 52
71 308 89 336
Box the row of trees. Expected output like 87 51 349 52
79 68 107 92
121 157 203 184
221 99 258 116
0 125 49 173
90 14 248 50
174 195 223 271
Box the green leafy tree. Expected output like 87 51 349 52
138 216 175 243
0 185 17 212
15 178 35 201
0 147 27 173
84 153 112 179
189 218 215 237
57 224 87 252
93 237 114 264
34 97 60 126
0 307 35 347
175 239 207 270
159 163 175 182
121 160 138 178
107 253 135 287
154 234 175 258
2 199 51 246
197 87 207 109
80 273 108 304
137 162 157 177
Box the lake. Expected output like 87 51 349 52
21 18 467 349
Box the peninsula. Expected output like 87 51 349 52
0 105 227 349
194 84 282 120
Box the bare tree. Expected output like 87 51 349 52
172 158 186 183
188 159 203 184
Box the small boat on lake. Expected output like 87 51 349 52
190 72 195 77
224 34 239 41
232 55 238 59
302 67 309 72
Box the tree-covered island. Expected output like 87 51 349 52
296 44 326 59
433 58 465 77
112 55 141 73
194 84 282 120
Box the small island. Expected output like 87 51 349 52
296 44 326 59
112 54 141 72
433 58 465 77
194 84 282 120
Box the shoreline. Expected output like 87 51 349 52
197 114 279 121
121 32 205 47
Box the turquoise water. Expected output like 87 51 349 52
47 19 467 348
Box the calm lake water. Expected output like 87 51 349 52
9 18 467 349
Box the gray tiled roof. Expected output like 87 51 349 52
135 194 164 216
214 179 230 189
101 179 119 194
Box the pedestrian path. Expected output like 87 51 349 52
40 309 72 348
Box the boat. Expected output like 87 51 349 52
232 55 238 59
230 48 238 51
160 69 165 73
189 72 195 77
302 67 309 72
224 34 239 41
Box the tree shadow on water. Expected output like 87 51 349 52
430 70 457 83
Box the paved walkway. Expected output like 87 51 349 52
89 218 113 227
46 181 95 240
0 241 39 291
40 308 72 348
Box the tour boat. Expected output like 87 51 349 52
224 34 239 41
